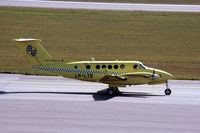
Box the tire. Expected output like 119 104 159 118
107 87 120 95
165 89 171 95
108 89 113 95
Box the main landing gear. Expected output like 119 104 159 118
107 87 121 95
165 81 171 95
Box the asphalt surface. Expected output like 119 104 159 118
1 1 200 132
1 0 200 12
0 73 200 133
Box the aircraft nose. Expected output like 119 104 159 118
154 69 173 79
164 72 173 79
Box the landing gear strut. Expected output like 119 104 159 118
107 87 120 95
165 81 171 95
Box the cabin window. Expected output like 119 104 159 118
102 65 106 69
74 65 79 69
133 65 138 69
86 65 91 69
114 65 118 69
108 65 112 69
96 65 100 69
120 64 125 69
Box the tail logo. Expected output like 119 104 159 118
26 45 37 56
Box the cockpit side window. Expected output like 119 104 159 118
139 64 146 69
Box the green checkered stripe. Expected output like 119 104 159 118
32 66 124 75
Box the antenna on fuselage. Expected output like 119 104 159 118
91 57 95 61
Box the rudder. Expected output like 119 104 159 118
14 38 52 66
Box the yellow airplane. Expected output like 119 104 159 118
14 38 173 95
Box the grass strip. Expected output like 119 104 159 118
0 7 200 79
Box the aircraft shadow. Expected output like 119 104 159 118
0 89 165 101
93 89 165 101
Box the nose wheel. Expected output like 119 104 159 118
165 88 171 95
165 81 171 95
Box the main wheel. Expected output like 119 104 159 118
107 87 119 95
107 88 114 95
165 88 171 95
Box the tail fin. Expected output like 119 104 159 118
14 38 52 66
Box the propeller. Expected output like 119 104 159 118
152 69 155 79
152 69 160 84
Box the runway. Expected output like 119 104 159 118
0 73 200 133
1 0 200 12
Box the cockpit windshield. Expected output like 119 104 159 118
139 63 146 69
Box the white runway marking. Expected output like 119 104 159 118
0 0 200 12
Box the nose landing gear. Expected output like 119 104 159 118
165 81 171 95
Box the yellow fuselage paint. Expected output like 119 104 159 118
14 38 173 88
32 60 172 86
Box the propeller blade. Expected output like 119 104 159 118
152 69 155 84
152 69 155 80
152 69 160 84
153 69 155 75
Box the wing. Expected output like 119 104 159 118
99 68 127 84
100 75 127 83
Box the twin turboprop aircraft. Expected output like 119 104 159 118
14 38 173 95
